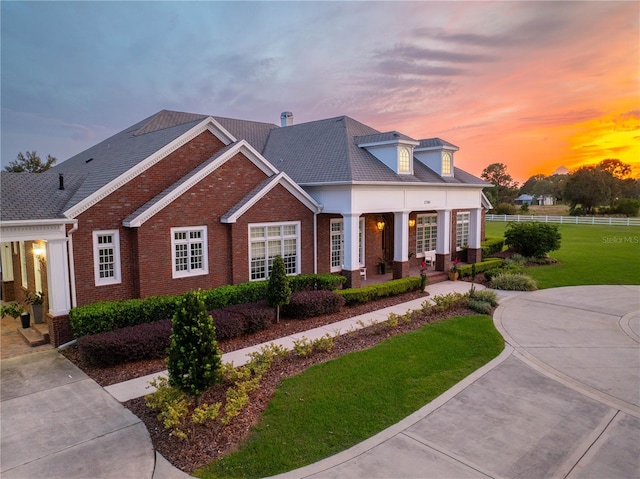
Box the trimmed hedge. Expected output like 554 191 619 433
457 258 504 278
481 237 505 258
336 277 422 305
77 319 171 367
224 301 275 334
282 291 346 319
211 309 245 341
70 274 345 338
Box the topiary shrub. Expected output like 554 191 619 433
490 273 537 291
481 237 505 258
168 290 223 399
282 290 346 319
267 256 291 323
504 222 561 258
77 319 171 367
211 309 246 341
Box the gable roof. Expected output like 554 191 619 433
221 172 320 224
123 140 278 227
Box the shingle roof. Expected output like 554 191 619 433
355 131 417 145
417 138 459 150
0 172 87 221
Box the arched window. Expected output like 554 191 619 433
442 152 452 176
399 147 410 173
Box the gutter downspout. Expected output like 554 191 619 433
66 222 79 308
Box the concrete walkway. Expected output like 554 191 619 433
1 284 638 478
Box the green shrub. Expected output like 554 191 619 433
336 277 422 305
289 274 346 291
467 299 493 314
504 222 561 258
481 237 505 258
457 258 503 278
505 253 527 266
469 289 498 306
267 256 291 323
167 290 223 398
490 273 537 291
493 202 517 215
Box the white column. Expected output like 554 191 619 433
437 210 451 254
468 208 482 249
393 212 409 262
46 239 72 316
343 213 361 271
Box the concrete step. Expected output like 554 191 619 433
17 324 50 347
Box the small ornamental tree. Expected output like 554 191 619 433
167 290 222 401
267 255 291 323
504 222 561 258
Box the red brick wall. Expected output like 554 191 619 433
72 131 226 306
230 184 315 284
134 152 268 298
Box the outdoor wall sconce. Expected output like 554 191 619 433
33 245 46 259
408 218 416 227
376 218 386 231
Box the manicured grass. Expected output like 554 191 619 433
195 315 504 479
485 222 640 288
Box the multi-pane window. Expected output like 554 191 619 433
329 217 364 272
416 214 437 254
399 147 411 173
171 227 208 278
456 212 470 248
250 222 299 280
442 152 452 176
93 230 121 286
330 219 343 272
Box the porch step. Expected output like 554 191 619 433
427 272 449 284
17 323 50 347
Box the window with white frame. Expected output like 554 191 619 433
399 147 411 173
330 219 343 272
442 152 452 176
329 217 365 272
456 212 470 248
250 222 299 280
171 226 208 278
416 214 437 254
93 230 122 286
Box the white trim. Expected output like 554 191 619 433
170 226 209 279
416 213 438 255
124 141 281 228
92 230 122 286
357 139 420 148
222 172 320 224
65 117 239 219
19 241 27 288
330 218 344 272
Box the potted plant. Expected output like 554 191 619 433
448 258 460 281
378 256 387 275
25 291 45 324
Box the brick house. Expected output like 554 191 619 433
0 110 491 345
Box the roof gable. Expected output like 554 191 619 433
123 140 278 227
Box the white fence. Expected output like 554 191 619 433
486 214 640 227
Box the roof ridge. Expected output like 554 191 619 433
133 110 207 136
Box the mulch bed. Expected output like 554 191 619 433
61 286 486 474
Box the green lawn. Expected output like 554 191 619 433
485 222 640 288
195 315 504 479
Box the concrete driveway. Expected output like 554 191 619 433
272 285 640 479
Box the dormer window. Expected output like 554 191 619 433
399 147 411 173
442 151 452 176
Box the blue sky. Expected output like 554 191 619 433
2 1 638 181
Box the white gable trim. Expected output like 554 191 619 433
123 141 279 228
221 172 320 224
64 117 239 219
481 191 493 210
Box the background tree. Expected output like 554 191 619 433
481 162 519 204
167 290 222 402
267 255 291 323
519 174 546 194
564 166 611 215
597 159 631 179
4 151 57 172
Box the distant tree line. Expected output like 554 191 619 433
3 151 57 172
482 159 639 217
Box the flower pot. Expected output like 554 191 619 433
32 303 44 324
379 262 387 275
448 272 459 281
20 312 31 329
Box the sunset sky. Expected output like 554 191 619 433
1 1 638 183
